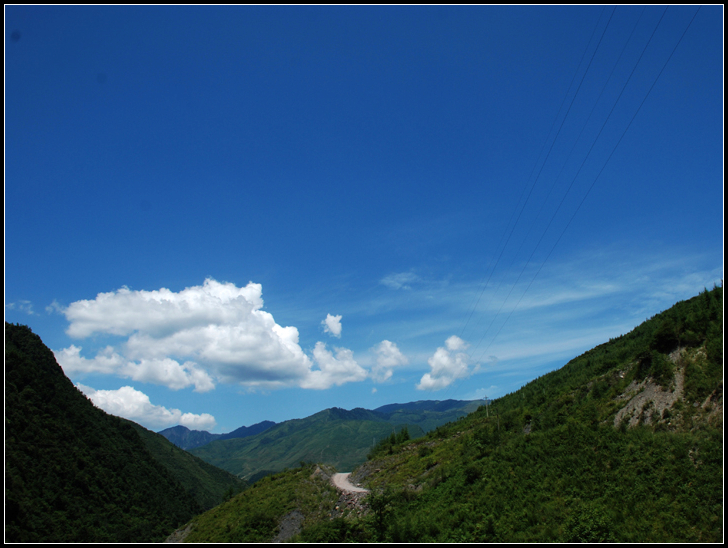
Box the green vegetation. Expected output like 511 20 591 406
5 323 202 542
158 421 276 450
189 406 445 480
374 400 482 432
350 417 721 542
292 285 722 542
182 462 340 542
5 323 248 542
126 420 246 510
6 285 722 542
336 285 722 543
367 425 412 459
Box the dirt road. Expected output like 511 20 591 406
332 472 369 493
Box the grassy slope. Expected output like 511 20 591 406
181 463 340 542
381 400 482 433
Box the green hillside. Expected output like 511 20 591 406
126 421 246 510
4 323 202 542
190 407 425 481
178 463 341 543
375 400 482 433
4 323 246 542
179 285 722 542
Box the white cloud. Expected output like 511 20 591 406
371 340 409 382
6 300 36 315
63 278 264 339
123 358 215 392
416 335 478 391
55 345 126 375
56 278 370 391
46 299 65 314
300 342 368 390
54 346 215 393
380 272 420 290
76 383 217 431
322 314 342 338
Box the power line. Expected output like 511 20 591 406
469 6 645 361
458 7 612 343
472 6 702 366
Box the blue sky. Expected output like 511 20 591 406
5 6 723 433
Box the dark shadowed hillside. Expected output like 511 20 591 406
127 421 246 510
4 323 234 542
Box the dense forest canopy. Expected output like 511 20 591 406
4 323 231 542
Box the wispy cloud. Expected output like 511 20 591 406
5 300 36 315
380 272 421 290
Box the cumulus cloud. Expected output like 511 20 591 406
55 278 369 392
322 314 342 338
416 335 478 391
55 345 126 375
371 340 409 382
62 279 265 339
76 383 217 430
300 342 368 389
54 346 215 392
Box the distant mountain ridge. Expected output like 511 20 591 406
188 400 480 481
158 421 276 450
162 400 476 453
374 399 472 414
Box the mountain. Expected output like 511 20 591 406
218 420 277 441
158 420 276 450
374 399 474 414
126 421 246 510
157 425 222 450
374 399 482 432
187 401 479 482
4 323 242 542
189 407 425 481
176 285 723 543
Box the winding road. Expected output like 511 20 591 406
332 473 369 493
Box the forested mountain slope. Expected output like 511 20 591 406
126 421 246 510
178 285 722 543
190 407 424 481
188 401 479 482
4 323 238 542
